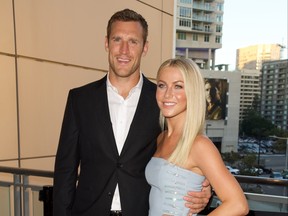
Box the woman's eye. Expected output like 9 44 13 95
157 83 165 88
175 85 183 89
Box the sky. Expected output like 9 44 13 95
215 0 288 70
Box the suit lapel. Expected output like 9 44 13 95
92 76 119 157
120 76 157 156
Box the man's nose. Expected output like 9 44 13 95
120 41 129 54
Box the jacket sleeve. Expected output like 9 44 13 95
53 90 80 216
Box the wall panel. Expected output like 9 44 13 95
0 0 15 53
17 59 105 159
0 56 18 161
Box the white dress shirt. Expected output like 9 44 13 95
107 74 143 211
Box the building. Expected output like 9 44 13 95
201 70 241 153
260 59 288 130
239 69 261 121
174 0 242 153
236 44 282 70
175 0 224 70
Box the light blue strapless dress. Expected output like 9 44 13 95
145 157 205 216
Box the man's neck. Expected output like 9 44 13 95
108 72 141 98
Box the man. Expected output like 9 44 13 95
204 79 222 120
53 8 211 216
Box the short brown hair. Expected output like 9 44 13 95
107 8 148 44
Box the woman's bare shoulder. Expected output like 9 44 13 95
191 134 219 157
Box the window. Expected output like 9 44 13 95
178 32 186 40
179 18 191 27
180 0 192 4
204 34 209 42
216 25 222 32
204 25 210 32
204 13 211 21
217 3 224 11
204 3 211 10
193 23 200 30
179 7 191 18
216 15 223 22
215 36 221 43
193 34 198 41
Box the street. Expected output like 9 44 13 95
260 154 286 172
254 154 287 196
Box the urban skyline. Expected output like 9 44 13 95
215 0 288 70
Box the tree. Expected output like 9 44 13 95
238 153 258 176
222 151 242 166
241 109 274 139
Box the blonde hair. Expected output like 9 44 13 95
157 58 206 167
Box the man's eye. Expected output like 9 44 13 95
129 39 138 45
112 37 121 42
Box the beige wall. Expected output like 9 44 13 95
0 0 174 171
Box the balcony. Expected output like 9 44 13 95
191 26 214 34
192 3 215 12
192 15 214 23
0 166 287 216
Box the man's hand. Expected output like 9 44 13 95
184 179 212 215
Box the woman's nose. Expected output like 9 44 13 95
164 87 173 98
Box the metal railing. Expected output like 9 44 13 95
0 165 287 216
0 166 53 216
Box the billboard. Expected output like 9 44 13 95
204 78 228 120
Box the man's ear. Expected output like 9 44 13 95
105 36 109 52
142 41 149 57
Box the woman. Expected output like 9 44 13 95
145 58 248 216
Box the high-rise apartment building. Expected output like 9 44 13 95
260 59 288 130
236 44 282 70
175 0 224 70
239 69 261 121
175 0 242 153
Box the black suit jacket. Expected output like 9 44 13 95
53 75 161 216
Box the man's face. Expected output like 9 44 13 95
205 82 212 103
105 21 148 79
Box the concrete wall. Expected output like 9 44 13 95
202 70 241 152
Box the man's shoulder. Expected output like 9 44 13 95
142 75 156 90
71 75 106 93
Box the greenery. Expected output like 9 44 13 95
222 97 288 178
222 151 241 165
240 109 275 138
222 152 257 175
240 104 288 153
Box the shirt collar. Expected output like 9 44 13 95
106 72 143 94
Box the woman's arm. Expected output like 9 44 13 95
192 136 249 216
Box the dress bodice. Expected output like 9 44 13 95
145 157 205 216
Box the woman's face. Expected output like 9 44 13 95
156 67 187 120
205 82 212 103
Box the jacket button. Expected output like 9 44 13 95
108 192 112 196
117 163 123 168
